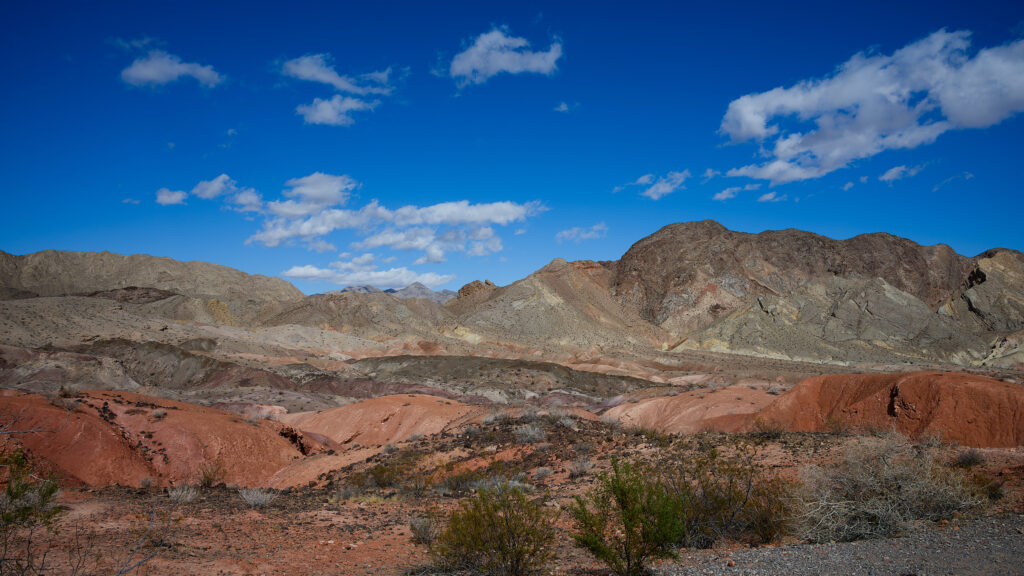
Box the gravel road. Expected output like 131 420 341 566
656 514 1024 576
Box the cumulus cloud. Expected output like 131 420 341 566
121 50 222 87
642 171 691 200
281 253 455 289
155 188 187 205
556 222 607 243
879 164 925 183
722 29 1024 185
450 27 562 86
191 174 237 199
296 95 378 126
266 172 359 218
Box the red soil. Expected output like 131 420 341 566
758 371 1024 447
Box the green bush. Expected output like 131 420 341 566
665 443 793 548
432 486 557 576
570 458 685 576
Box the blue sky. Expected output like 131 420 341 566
2 1 1023 293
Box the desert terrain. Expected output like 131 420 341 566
2 221 1023 575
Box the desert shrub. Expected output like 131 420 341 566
0 449 61 574
954 448 986 468
631 426 672 448
410 508 442 547
823 414 852 436
567 457 593 480
750 417 787 439
432 486 557 576
403 467 435 498
151 408 167 419
570 458 685 576
196 459 226 488
533 467 553 482
599 413 620 427
238 487 276 508
664 442 793 548
382 443 398 454
168 485 198 504
794 434 984 543
463 425 481 438
514 423 546 444
409 433 424 442
558 416 576 429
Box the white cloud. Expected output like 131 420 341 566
642 170 691 200
156 188 187 205
267 172 359 218
842 181 855 191
282 54 392 95
556 222 608 243
554 102 569 112
514 228 527 236
121 50 222 87
231 189 263 212
450 27 563 86
281 54 393 127
282 253 455 289
295 95 378 126
722 30 1024 185
758 191 787 202
879 164 925 183
122 198 140 205
713 187 741 201
191 174 237 199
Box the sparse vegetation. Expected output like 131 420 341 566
533 467 553 482
432 486 557 576
0 449 61 575
794 434 985 543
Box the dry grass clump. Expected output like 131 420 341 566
238 487 276 508
196 459 226 488
514 423 546 444
953 447 986 468
567 457 593 480
793 434 985 543
167 484 198 504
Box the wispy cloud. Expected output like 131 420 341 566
757 191 787 203
642 171 691 200
879 164 925 183
450 27 562 87
281 54 395 126
121 50 222 88
932 171 975 192
842 181 855 191
722 29 1024 185
556 222 608 243
282 54 392 95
